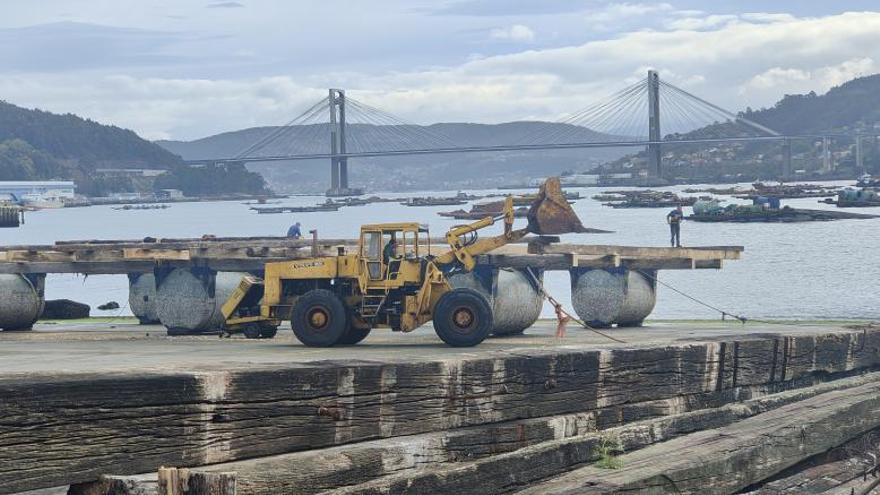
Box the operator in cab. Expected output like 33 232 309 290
287 221 302 239
666 205 683 248
383 236 398 264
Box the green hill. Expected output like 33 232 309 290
743 74 880 134
0 100 267 196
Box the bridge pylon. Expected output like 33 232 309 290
327 88 362 197
647 70 662 179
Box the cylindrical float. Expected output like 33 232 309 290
0 274 45 331
570 268 657 327
154 269 246 335
128 273 160 324
449 265 543 336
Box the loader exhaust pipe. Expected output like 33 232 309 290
526 177 589 235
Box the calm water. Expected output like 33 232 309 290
3 181 878 321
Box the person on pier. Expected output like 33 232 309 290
666 205 683 248
287 221 302 239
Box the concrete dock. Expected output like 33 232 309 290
3 320 879 494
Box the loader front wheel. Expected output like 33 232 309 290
291 289 349 347
433 288 493 347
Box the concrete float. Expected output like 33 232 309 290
154 268 247 335
128 273 159 324
0 273 45 331
449 265 543 336
569 267 657 327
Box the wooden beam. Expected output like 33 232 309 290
476 254 726 271
531 243 743 260
157 468 235 495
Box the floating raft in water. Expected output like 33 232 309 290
251 204 340 214
689 207 879 222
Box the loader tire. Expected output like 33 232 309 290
433 288 493 347
259 324 278 339
338 326 371 345
243 323 279 339
291 289 349 347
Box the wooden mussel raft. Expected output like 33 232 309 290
690 198 879 222
596 190 699 208
439 200 530 220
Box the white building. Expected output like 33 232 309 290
0 181 76 204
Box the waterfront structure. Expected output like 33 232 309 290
0 181 75 205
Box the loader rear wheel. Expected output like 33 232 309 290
433 288 493 347
290 289 348 347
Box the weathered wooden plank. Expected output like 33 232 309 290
195 371 880 495
327 377 880 495
1 328 877 494
123 248 192 261
512 380 880 495
740 426 880 495
476 254 725 271
532 243 743 260
157 468 235 495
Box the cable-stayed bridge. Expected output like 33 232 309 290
189 72 867 195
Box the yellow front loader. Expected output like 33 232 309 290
222 177 586 347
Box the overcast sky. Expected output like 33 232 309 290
1 0 879 140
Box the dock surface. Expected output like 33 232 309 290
3 318 792 374
3 320 879 495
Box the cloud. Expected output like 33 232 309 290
585 3 674 28
0 22 192 71
742 58 876 94
489 24 535 42
2 10 880 141
664 14 738 31
207 2 244 8
430 0 591 17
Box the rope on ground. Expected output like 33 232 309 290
633 269 834 327
524 267 627 344
634 269 750 325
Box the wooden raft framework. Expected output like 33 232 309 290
480 243 743 270
0 237 743 274
0 236 354 274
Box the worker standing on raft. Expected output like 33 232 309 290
666 205 683 248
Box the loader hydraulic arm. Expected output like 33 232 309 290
432 177 587 273
434 197 528 272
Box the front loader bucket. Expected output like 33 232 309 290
526 177 588 235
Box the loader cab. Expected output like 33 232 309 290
359 222 430 286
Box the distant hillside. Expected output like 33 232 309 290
743 73 880 134
601 73 880 181
0 100 266 196
0 100 182 168
158 122 629 192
